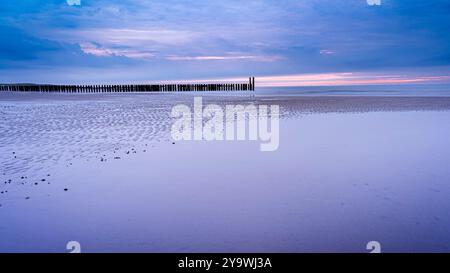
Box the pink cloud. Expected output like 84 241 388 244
165 55 281 62
173 73 450 87
253 73 450 87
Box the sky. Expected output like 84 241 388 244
1 0 450 86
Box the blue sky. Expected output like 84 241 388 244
1 0 450 85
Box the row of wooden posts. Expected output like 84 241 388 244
0 77 255 93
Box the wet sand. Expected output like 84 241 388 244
1 92 450 252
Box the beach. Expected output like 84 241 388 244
1 91 450 252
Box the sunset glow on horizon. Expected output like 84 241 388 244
170 73 450 87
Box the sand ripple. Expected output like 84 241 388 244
1 93 450 177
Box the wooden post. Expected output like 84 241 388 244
1 78 255 93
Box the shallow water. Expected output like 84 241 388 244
1 92 450 252
258 84 450 96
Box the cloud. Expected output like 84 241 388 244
165 55 281 62
42 27 200 60
79 42 155 59
45 27 199 47
80 28 198 46
0 25 65 64
319 50 336 56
